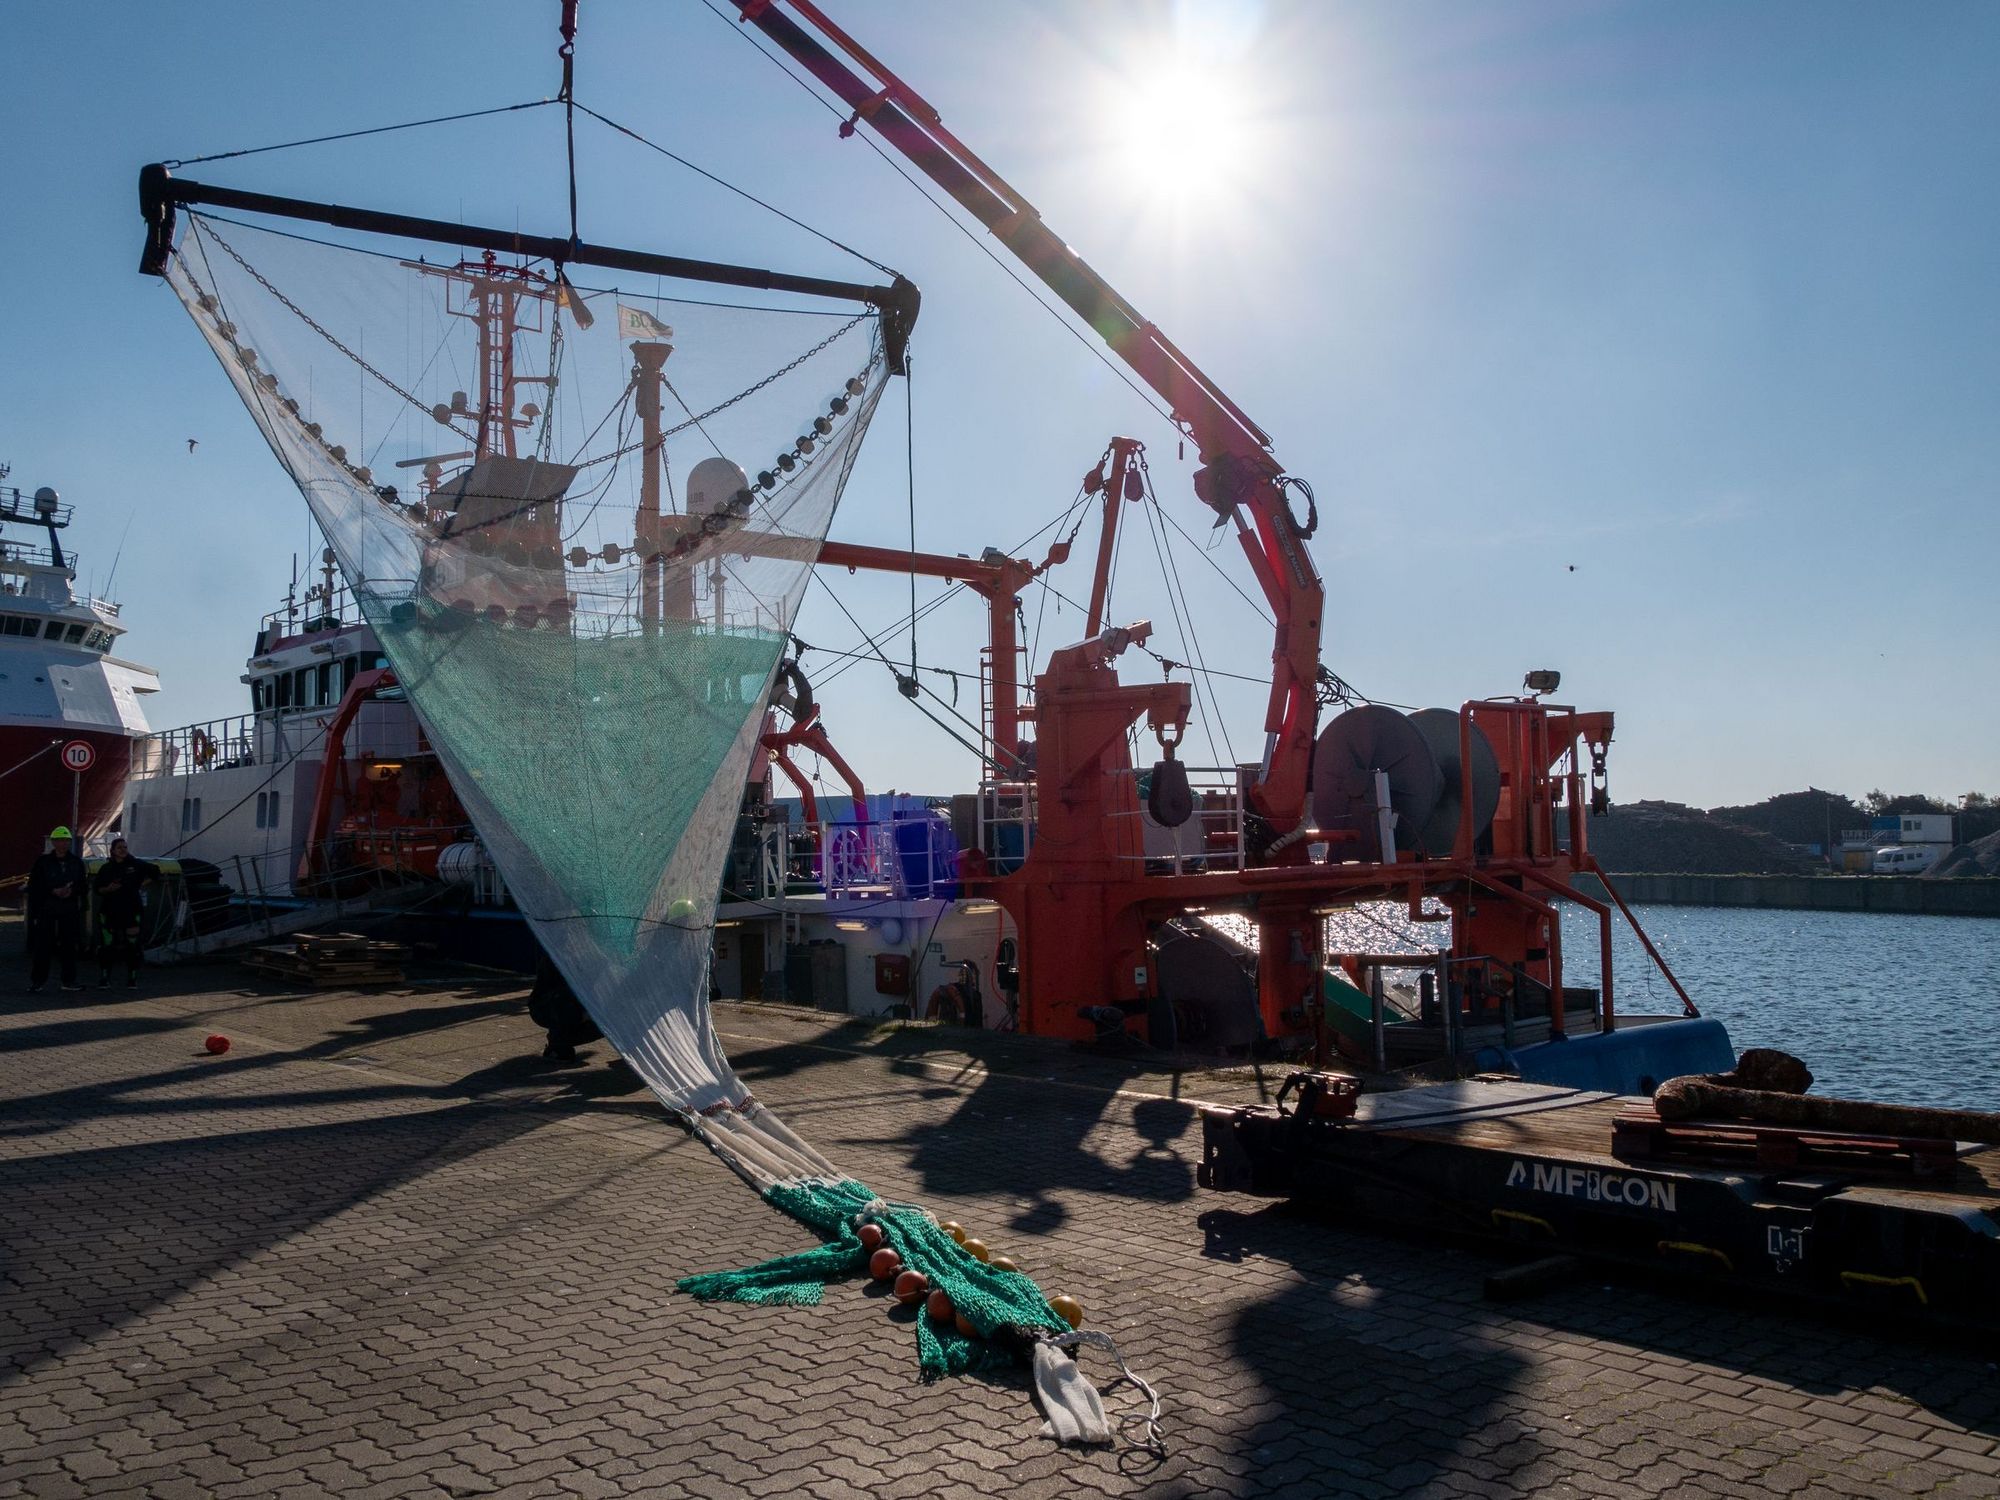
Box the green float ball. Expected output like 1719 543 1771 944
668 899 696 921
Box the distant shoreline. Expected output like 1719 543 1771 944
1576 872 2000 919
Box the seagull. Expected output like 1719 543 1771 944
187 439 199 454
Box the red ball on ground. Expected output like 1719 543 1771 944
925 1289 954 1325
868 1247 902 1281
894 1270 929 1307
858 1222 885 1252
204 1035 231 1055
953 1311 978 1339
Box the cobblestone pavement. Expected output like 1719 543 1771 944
4 957 2000 1499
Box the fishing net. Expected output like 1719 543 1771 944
161 211 878 1181
158 205 1145 1438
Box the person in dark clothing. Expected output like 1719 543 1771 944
526 948 600 1064
25 827 89 993
93 838 158 988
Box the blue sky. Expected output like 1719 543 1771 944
3 0 1995 807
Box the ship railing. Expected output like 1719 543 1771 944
129 714 263 780
0 540 73 572
0 487 75 527
730 816 960 903
1101 765 1250 874
261 575 362 640
975 779 1037 875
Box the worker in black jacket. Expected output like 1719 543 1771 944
526 947 600 1064
93 838 158 988
25 827 89 993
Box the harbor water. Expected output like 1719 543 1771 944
1323 901 2000 1110
1610 905 2000 1112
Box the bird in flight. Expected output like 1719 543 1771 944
187 439 198 454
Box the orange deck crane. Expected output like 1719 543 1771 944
743 1 1689 1050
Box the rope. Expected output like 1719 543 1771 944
162 100 557 169
1046 1329 1167 1457
905 358 918 682
191 217 479 445
694 0 1181 432
571 102 898 277
574 311 873 468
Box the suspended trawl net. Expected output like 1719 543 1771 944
159 208 1136 1438
162 211 876 1183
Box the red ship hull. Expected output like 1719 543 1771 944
0 724 138 879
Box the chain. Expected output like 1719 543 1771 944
536 303 565 460
196 217 479 446
573 311 873 469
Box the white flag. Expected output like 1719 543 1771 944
616 304 675 343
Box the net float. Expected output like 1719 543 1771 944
894 1270 929 1307
858 1222 886 1252
961 1238 991 1263
938 1220 967 1245
989 1255 1019 1274
868 1247 901 1281
1048 1295 1084 1330
953 1311 978 1339
925 1289 954 1325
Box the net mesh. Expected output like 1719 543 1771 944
162 212 883 1178
158 209 1104 1408
678 1178 1070 1381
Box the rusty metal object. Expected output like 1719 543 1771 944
1656 1049 2000 1143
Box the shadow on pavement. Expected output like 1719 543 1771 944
0 1104 547 1384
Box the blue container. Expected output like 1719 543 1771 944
891 813 960 899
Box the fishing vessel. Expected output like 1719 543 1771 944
120 547 481 910
0 474 159 878
132 0 2000 1361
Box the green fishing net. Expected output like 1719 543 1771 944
162 211 884 1135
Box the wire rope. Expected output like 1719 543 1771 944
162 99 559 169
694 0 1181 433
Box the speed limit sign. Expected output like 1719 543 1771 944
60 739 96 773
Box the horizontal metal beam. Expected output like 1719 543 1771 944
137 164 918 373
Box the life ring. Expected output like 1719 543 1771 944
191 729 217 769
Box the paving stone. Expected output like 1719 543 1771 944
5 964 2000 1499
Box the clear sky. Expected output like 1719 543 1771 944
3 0 1995 809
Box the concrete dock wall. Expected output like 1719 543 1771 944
1575 872 2000 918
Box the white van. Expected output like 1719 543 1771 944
1871 845 1940 875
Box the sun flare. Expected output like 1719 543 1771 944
1108 59 1250 202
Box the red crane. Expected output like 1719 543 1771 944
739 2 1686 1051
735 0 1325 833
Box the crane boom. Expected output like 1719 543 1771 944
735 0 1326 828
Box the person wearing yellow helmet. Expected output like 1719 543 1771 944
25 827 88 993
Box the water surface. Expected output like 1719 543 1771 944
1608 904 2000 1110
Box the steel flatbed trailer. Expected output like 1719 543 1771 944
1199 1078 2000 1334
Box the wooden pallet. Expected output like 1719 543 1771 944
1612 1104 1961 1180
242 931 410 989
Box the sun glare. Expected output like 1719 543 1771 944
1109 59 1248 203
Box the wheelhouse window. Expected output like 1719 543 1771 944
43 620 64 639
0 615 30 636
64 623 86 644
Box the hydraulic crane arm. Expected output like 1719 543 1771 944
734 0 1326 828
